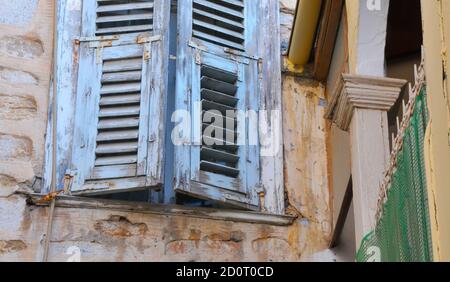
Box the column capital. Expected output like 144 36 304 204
326 74 407 131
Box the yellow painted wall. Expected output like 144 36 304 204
421 0 450 262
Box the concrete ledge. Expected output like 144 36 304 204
21 192 297 226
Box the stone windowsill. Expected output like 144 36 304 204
21 192 297 226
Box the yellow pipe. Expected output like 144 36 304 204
288 0 323 66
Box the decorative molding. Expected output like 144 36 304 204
326 74 407 131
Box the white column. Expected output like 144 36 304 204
326 74 406 246
350 108 390 244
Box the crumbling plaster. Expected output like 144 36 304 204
0 0 333 261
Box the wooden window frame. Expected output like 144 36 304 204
43 0 285 217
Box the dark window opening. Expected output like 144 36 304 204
385 0 423 150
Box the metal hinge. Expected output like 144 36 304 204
75 35 119 48
76 35 119 43
75 34 161 48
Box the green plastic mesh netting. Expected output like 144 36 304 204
356 86 433 262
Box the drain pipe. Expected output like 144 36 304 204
287 0 323 66
42 0 59 262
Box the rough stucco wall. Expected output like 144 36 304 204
0 0 332 261
0 0 54 198
281 77 332 260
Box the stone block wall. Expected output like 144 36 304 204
0 0 54 197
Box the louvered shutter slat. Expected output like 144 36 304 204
97 130 139 142
95 155 138 166
201 147 239 164
96 13 154 24
100 83 142 95
97 117 139 130
100 94 141 106
96 3 154 13
96 24 154 35
103 58 142 72
101 71 142 83
96 142 138 155
200 161 240 178
98 105 141 118
201 89 238 107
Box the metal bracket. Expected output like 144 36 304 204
224 47 260 61
76 35 120 43
75 34 161 48
188 41 254 65
188 40 208 52
76 35 119 49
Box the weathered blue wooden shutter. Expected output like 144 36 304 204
175 0 261 210
71 0 169 194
